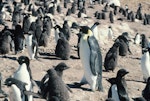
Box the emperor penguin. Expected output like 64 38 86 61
45 68 70 101
108 69 129 101
26 31 38 60
13 56 33 101
4 78 27 101
141 48 150 82
104 41 120 72
75 26 103 92
142 77 150 101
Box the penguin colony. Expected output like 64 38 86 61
0 0 150 101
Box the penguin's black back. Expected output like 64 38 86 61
46 69 69 101
55 34 70 60
104 42 120 72
119 39 128 56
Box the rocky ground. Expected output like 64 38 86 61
0 0 150 101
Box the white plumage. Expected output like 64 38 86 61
134 33 141 45
111 84 120 101
13 63 33 101
141 50 150 82
79 33 97 91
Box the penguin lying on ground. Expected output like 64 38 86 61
74 26 103 92
107 69 129 101
4 78 27 101
142 77 150 101
104 41 120 72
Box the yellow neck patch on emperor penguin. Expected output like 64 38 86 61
83 29 93 40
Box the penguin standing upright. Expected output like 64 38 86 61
134 33 141 45
39 62 70 99
46 68 70 101
142 77 150 101
75 26 103 91
62 20 71 41
141 34 149 54
55 32 70 60
141 48 150 82
4 78 27 101
14 25 25 54
26 31 38 60
91 22 100 41
109 11 114 23
108 26 114 40
108 69 129 101
104 41 120 72
13 56 33 101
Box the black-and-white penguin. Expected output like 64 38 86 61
75 26 103 91
14 24 25 54
142 77 150 101
26 31 38 60
134 33 141 45
0 30 12 56
132 97 147 101
13 56 33 101
46 68 70 101
55 32 70 60
141 34 149 54
108 69 129 101
4 77 27 101
22 14 31 34
90 22 100 41
104 41 120 72
141 48 150 82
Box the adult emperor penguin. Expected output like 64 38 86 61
104 41 120 72
142 77 150 101
108 69 129 101
75 26 103 92
141 48 150 82
13 56 33 101
4 78 27 101
26 31 38 60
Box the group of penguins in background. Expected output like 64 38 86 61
0 0 150 101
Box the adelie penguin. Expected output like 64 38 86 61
141 48 150 82
55 32 70 60
142 77 150 101
26 31 38 60
74 26 103 92
4 78 27 101
107 69 129 101
104 41 120 72
134 33 141 45
13 56 33 101
91 22 100 41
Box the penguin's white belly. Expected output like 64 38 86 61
141 52 150 81
80 39 97 91
9 85 22 101
26 35 35 59
108 29 113 40
111 84 120 101
93 27 99 41
135 34 141 45
14 64 31 91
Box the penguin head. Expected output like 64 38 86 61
116 69 129 78
17 56 30 67
28 31 34 35
4 78 14 86
54 62 70 72
47 69 57 77
94 22 100 26
79 26 93 35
